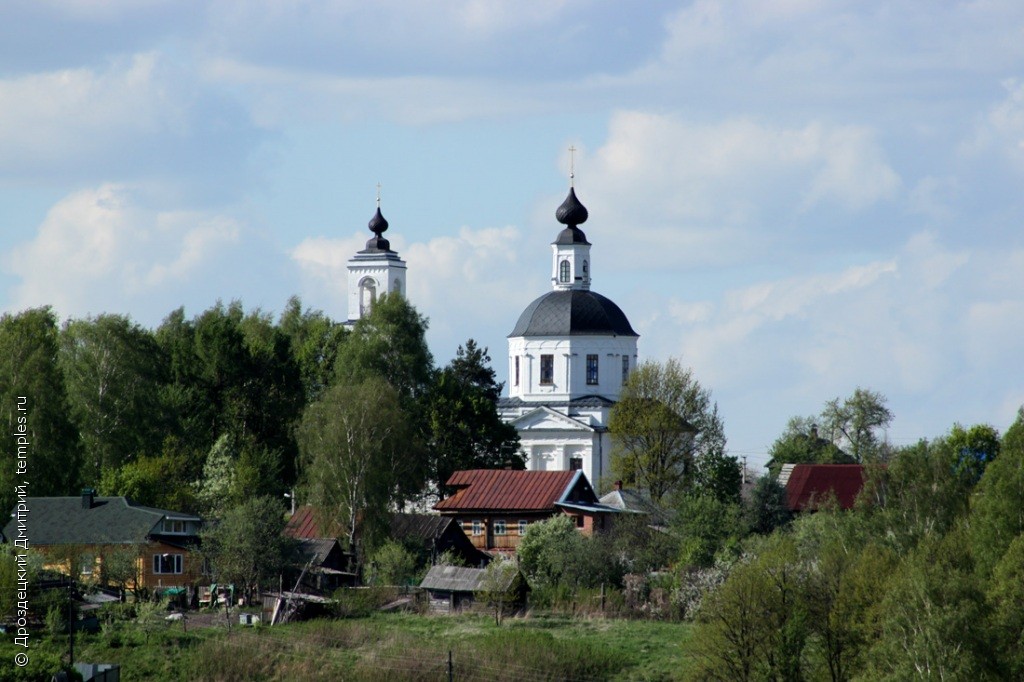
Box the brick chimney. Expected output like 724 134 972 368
81 487 95 509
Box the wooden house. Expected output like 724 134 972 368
3 489 202 590
419 564 529 614
433 470 619 553
389 512 490 567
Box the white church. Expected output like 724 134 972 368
344 180 639 491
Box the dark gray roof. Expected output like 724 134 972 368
3 497 200 546
509 290 638 338
420 564 520 593
497 395 617 409
296 538 340 567
389 513 455 542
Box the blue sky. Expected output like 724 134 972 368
2 1 1024 468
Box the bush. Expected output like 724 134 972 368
332 586 397 618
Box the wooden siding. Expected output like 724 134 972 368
38 541 202 590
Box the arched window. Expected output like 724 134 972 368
559 259 570 283
393 279 402 296
582 260 589 281
359 277 377 317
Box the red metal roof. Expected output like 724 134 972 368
785 464 867 511
434 470 580 512
284 505 343 539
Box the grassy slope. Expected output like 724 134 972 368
2 614 693 681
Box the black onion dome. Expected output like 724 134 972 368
363 207 391 252
554 187 590 245
556 187 588 226
368 207 389 235
509 290 638 337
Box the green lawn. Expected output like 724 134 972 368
2 613 693 681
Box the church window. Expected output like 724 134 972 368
514 356 520 386
622 355 630 383
559 260 570 283
569 456 583 471
359 278 377 317
393 279 402 296
540 354 554 385
586 354 599 384
582 260 589 280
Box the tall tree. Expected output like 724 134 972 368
298 379 422 557
201 495 293 602
766 416 852 475
426 340 522 498
970 407 1024 578
278 296 348 403
820 388 893 462
0 308 82 513
609 358 725 503
59 314 167 484
333 294 434 402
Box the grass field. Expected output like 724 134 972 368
3 613 694 681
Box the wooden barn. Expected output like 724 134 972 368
419 564 529 614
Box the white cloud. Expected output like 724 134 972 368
575 111 900 269
965 79 1024 167
3 184 241 318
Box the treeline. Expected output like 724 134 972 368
688 414 1024 680
0 296 520 528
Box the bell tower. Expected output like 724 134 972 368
347 190 407 324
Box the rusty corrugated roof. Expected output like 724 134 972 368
785 464 867 511
284 505 343 539
434 470 579 512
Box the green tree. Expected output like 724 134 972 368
743 475 792 535
970 407 1024 578
100 446 198 513
426 340 522 498
673 493 743 568
516 514 587 589
766 417 851 475
333 294 434 404
820 388 892 462
478 558 521 626
609 358 725 503
881 435 975 551
298 379 422 558
864 530 993 680
278 296 347 403
0 307 82 513
367 539 419 586
59 314 167 484
201 495 293 601
988 533 1024 678
100 544 144 600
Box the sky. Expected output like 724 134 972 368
2 1 1024 469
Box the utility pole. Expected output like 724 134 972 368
741 455 748 486
67 585 75 668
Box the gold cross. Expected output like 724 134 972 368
376 182 382 207
568 145 577 186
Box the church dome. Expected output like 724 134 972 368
509 289 638 338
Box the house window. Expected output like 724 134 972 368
518 520 528 535
514 356 520 386
540 354 554 385
493 520 507 536
586 354 599 385
569 456 583 471
472 520 483 536
153 554 183 575
622 355 630 383
163 519 187 534
559 260 570 283
575 516 585 529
